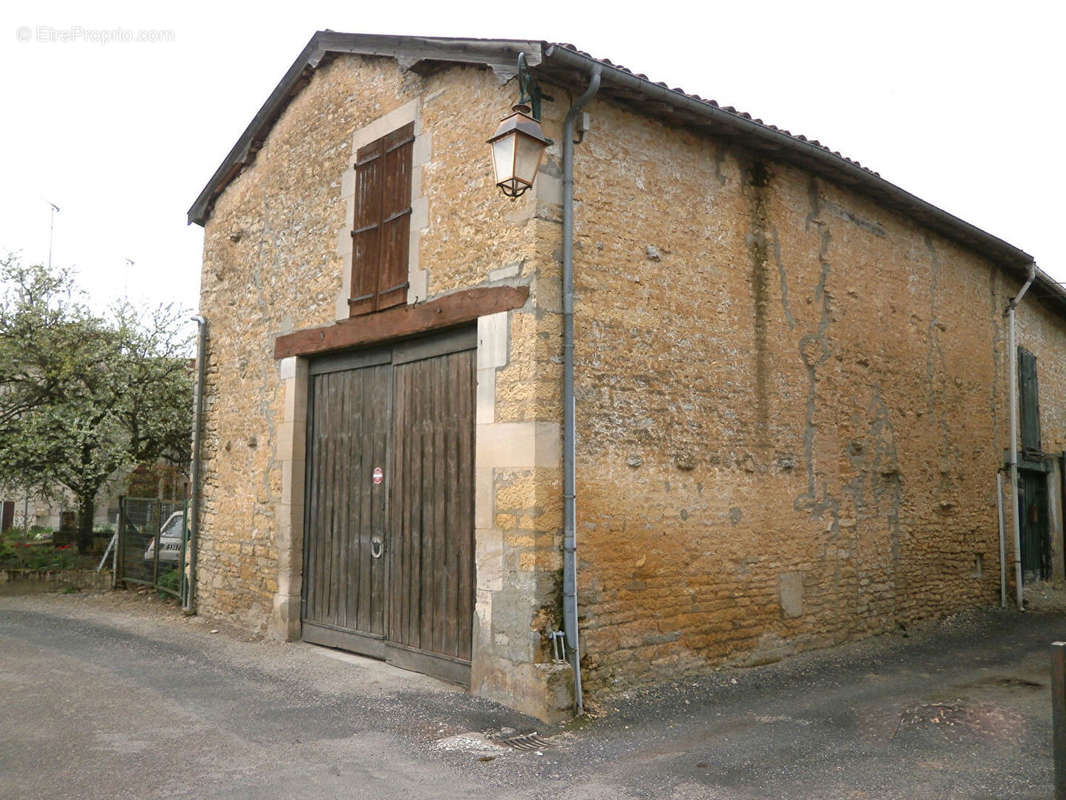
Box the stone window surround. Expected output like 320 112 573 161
336 98 431 321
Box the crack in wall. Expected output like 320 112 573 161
843 386 904 609
795 179 834 518
747 160 773 450
771 225 796 331
788 178 914 616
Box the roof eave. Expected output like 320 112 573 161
537 45 1066 311
188 33 1058 312
539 45 1035 271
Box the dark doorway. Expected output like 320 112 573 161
1018 469 1050 582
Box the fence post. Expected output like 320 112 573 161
179 497 189 607
114 497 125 589
1053 641 1066 800
151 499 161 587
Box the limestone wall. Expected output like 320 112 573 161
1017 293 1066 453
562 92 1060 694
195 50 1065 714
197 54 571 720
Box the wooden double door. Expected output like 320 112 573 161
301 327 476 685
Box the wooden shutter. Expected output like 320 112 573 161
1019 346 1041 453
350 122 414 317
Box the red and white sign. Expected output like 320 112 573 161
372 466 384 485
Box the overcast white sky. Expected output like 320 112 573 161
1 0 1062 315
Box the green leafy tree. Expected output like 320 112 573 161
0 256 194 552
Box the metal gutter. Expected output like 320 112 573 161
185 315 208 613
561 62 602 717
1006 263 1037 610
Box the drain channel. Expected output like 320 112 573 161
490 731 555 751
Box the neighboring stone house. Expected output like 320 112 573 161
188 32 1064 720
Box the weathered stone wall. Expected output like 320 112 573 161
199 55 417 628
1018 295 1066 453
563 93 1058 695
197 54 572 718
196 49 1064 715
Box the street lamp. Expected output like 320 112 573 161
487 53 551 199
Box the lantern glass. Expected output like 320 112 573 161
491 134 517 188
513 132 545 189
488 105 549 198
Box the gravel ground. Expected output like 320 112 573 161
1 589 1063 799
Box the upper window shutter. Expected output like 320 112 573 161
350 122 414 317
1019 346 1041 453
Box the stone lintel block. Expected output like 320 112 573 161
476 421 561 470
278 356 297 382
476 367 496 425
336 226 352 257
352 97 420 152
476 527 504 592
535 171 563 207
477 311 509 370
269 593 301 642
407 269 428 304
340 167 356 199
280 461 306 506
489 263 522 283
475 467 494 530
412 129 431 167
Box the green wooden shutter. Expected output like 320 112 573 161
1019 346 1041 453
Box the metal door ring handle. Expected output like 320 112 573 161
370 537 383 558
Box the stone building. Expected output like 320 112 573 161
188 32 1064 720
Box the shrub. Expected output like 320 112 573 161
157 567 183 598
0 532 76 570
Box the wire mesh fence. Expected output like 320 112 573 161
116 497 187 601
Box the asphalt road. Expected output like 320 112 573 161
0 591 1062 799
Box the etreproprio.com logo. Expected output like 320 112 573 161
16 25 176 44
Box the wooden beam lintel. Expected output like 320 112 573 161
274 285 529 360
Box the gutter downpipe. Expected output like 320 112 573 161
184 315 207 613
997 469 1007 608
1006 263 1037 611
559 59 602 716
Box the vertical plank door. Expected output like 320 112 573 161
302 354 391 656
387 333 476 685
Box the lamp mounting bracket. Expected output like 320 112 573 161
517 52 553 121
